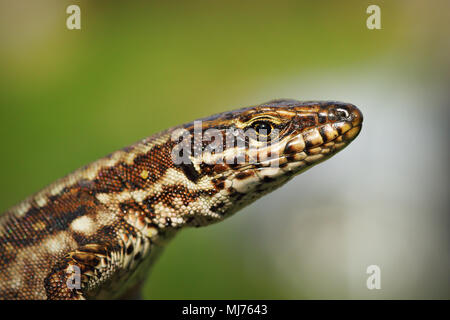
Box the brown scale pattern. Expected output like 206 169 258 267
0 99 363 299
0 139 177 251
0 139 179 298
94 141 177 193
0 188 98 268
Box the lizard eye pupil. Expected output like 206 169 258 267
250 121 273 136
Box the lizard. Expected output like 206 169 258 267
0 99 363 299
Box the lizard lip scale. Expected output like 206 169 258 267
283 104 363 163
0 99 363 299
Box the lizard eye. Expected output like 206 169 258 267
249 120 273 136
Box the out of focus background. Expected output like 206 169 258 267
0 0 448 299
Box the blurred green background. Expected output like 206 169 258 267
0 0 448 299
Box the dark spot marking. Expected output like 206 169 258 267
213 164 228 174
134 252 142 261
177 162 200 183
235 171 253 180
262 176 276 183
228 162 240 169
318 113 327 124
199 163 216 176
319 126 329 142
286 154 297 162
126 244 134 255
304 138 314 149
210 202 226 215
216 181 225 190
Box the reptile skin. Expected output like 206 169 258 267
0 99 363 299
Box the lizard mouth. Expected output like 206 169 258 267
281 122 362 167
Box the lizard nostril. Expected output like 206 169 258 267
335 108 350 119
327 104 362 123
336 104 364 126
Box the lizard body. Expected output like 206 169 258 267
0 99 363 299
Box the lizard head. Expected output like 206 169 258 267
171 99 363 226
